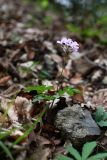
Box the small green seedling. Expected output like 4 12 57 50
25 85 80 103
93 107 107 127
57 141 107 160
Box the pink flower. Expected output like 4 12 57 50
70 41 79 52
57 37 68 45
57 37 79 53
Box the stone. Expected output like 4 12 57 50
55 104 101 146
102 76 107 85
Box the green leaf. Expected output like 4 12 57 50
93 107 107 127
67 145 81 160
56 154 73 160
25 85 53 93
102 112 107 120
33 94 59 103
93 107 105 122
98 121 107 127
0 141 14 160
81 141 97 160
87 153 107 160
66 89 74 96
33 95 45 102
63 87 80 96
56 141 107 160
58 89 65 96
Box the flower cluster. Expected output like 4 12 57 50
57 37 79 53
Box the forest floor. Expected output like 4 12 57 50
0 0 107 160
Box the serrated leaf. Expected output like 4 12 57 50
56 155 73 160
67 145 81 160
0 141 14 160
87 153 107 160
81 141 97 160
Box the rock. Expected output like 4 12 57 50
102 76 107 85
55 104 101 146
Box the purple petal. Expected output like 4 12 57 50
67 38 73 44
70 41 79 52
61 37 68 45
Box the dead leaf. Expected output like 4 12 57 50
72 85 84 103
0 97 18 122
0 112 8 124
70 73 83 84
0 75 11 86
1 84 23 98
15 96 33 123
92 89 107 110
91 70 103 82
27 146 51 160
43 41 56 54
27 134 51 160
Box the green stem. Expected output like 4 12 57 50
50 56 67 109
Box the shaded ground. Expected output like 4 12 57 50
0 0 107 160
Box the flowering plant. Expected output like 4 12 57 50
57 37 79 55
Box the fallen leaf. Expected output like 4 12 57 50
70 73 83 84
72 85 84 103
0 75 11 86
0 97 18 122
92 89 107 111
15 96 33 123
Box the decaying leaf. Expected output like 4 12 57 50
27 135 51 160
0 75 11 86
15 96 33 123
70 73 83 84
0 96 33 123
72 85 84 103
92 89 107 111
0 98 18 122
91 70 103 82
